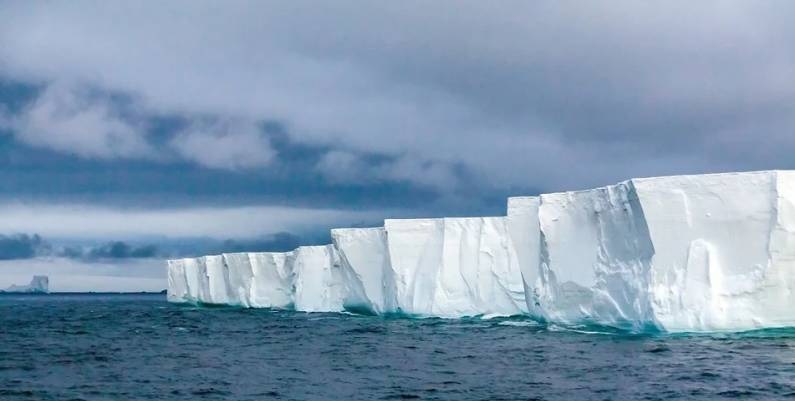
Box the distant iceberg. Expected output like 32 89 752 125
167 170 795 333
2 275 49 293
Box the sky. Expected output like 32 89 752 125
1 1 795 291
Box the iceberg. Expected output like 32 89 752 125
1 275 49 293
166 170 795 332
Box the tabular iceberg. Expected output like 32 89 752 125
167 170 795 332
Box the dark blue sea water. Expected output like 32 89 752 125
2 294 795 401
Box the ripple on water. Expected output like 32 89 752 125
2 294 795 401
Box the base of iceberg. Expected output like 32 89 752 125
167 170 795 333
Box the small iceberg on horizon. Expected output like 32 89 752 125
1 275 49 294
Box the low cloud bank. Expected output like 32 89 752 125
0 234 50 260
0 231 322 261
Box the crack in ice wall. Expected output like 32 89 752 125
506 197 541 316
167 170 795 332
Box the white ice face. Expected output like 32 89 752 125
248 251 295 309
292 245 347 312
332 227 396 315
166 170 795 332
506 197 541 315
183 256 210 303
504 171 795 332
637 171 795 332
534 182 656 330
383 218 445 315
166 259 188 302
221 253 254 307
383 217 526 317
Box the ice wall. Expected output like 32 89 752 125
535 182 656 330
167 170 795 332
292 245 346 312
506 197 541 315
383 218 444 315
505 171 795 331
183 257 210 303
166 259 188 302
637 171 795 331
168 245 367 313
332 227 397 314
249 252 294 308
384 217 527 317
222 253 254 307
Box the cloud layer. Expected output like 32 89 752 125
0 231 314 261
11 83 152 159
0 202 386 239
0 234 48 260
2 1 794 195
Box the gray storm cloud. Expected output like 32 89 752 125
0 1 794 191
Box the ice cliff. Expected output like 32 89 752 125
167 170 795 332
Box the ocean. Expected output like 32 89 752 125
1 294 795 400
